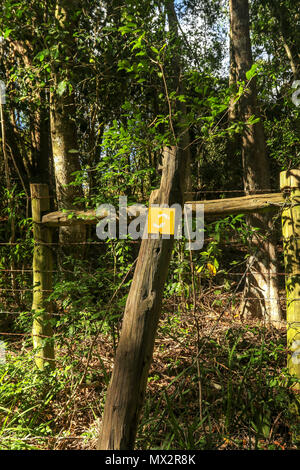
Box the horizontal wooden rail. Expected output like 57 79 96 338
41 192 284 226
41 207 147 226
42 209 102 226
186 192 284 216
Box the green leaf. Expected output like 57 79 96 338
4 28 12 39
151 46 159 54
246 63 259 80
57 80 68 96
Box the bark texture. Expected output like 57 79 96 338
281 170 300 390
98 145 187 449
31 184 55 370
229 0 282 323
98 0 191 449
50 0 85 251
270 2 299 80
41 193 284 226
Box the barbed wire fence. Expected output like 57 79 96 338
0 174 299 448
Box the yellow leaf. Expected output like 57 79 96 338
207 263 217 276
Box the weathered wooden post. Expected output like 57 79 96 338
30 183 55 370
280 169 300 390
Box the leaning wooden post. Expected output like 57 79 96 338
280 170 300 390
30 184 55 370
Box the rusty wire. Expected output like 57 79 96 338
186 189 279 194
0 268 298 275
0 436 88 440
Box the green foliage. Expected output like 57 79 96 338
137 320 299 450
0 0 299 451
0 351 65 449
165 214 252 298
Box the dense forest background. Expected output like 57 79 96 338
0 0 299 450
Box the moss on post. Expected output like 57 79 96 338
30 184 55 370
280 170 300 390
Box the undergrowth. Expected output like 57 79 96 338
0 302 299 450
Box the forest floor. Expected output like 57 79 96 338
1 289 298 451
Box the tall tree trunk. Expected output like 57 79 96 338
31 91 51 185
98 0 191 449
50 0 85 253
3 39 51 190
1 92 18 293
268 1 299 80
229 0 282 324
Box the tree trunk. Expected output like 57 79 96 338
269 2 299 80
31 91 51 184
50 0 85 253
7 40 51 188
229 0 282 324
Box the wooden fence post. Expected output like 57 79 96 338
97 146 186 449
280 169 300 390
30 183 55 370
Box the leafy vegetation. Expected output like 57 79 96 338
0 0 299 451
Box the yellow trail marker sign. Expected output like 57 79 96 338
148 207 175 235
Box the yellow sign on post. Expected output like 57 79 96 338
148 207 175 235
